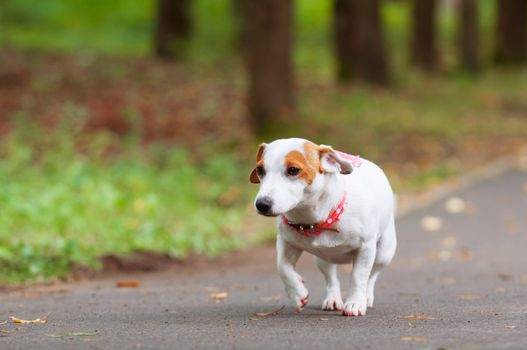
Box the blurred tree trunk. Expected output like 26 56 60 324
495 0 527 65
247 0 295 132
411 0 438 71
154 0 192 59
334 0 390 85
334 0 355 82
233 0 248 50
459 0 479 71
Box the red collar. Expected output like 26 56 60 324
280 193 347 236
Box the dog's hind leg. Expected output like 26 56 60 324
315 256 343 311
367 217 397 308
276 235 309 312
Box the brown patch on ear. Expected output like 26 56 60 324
255 143 266 163
250 168 259 183
249 143 266 184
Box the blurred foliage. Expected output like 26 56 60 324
0 112 248 284
0 0 496 72
1 0 526 284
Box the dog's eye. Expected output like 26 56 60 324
256 166 265 178
287 167 301 176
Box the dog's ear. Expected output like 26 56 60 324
318 145 353 175
249 143 267 184
249 168 260 183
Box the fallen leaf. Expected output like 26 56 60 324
259 295 281 302
320 318 329 321
210 291 228 302
518 155 527 171
116 281 140 288
249 317 260 321
437 250 452 262
252 305 285 317
497 273 513 281
459 294 482 301
47 331 98 338
441 236 457 248
400 314 435 321
445 197 466 214
441 276 456 285
420 216 442 232
459 247 473 261
505 325 516 329
10 316 47 324
400 336 428 344
408 322 416 328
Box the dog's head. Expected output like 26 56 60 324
249 138 354 216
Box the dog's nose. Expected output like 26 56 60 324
255 196 273 215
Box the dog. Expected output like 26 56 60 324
250 138 397 316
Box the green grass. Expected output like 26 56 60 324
0 113 249 284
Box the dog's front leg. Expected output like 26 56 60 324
276 235 309 312
343 240 376 316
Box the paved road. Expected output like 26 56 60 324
1 169 527 350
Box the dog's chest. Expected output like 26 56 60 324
282 229 362 264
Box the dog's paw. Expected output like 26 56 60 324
286 283 309 313
322 297 343 311
321 290 343 311
342 299 367 317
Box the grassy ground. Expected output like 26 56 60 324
1 0 526 284
0 119 249 283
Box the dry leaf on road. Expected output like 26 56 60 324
400 314 435 321
10 316 47 324
497 273 513 281
445 197 466 214
252 305 285 318
400 336 428 344
441 276 456 285
116 280 140 288
210 291 228 302
47 331 98 338
420 216 442 232
459 247 473 261
259 295 281 302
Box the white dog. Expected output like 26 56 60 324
250 138 397 316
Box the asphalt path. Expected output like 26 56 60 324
1 169 526 350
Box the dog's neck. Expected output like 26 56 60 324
284 174 345 225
